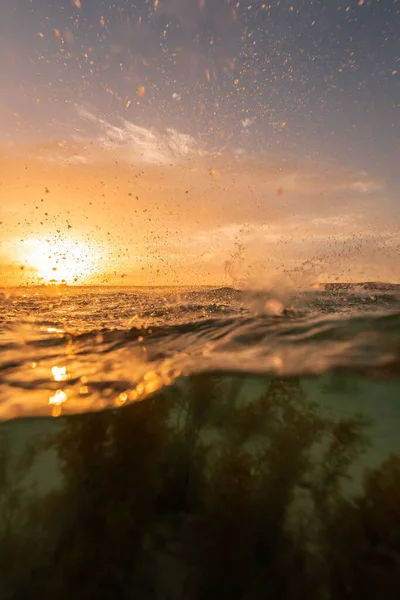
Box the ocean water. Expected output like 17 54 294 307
1 284 400 599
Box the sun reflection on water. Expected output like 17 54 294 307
52 365 70 382
49 389 67 417
115 367 182 407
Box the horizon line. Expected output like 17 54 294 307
2 280 400 290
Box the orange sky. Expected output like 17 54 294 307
1 0 399 288
1 117 399 288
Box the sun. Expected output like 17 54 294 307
21 237 100 284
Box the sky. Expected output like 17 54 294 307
0 0 399 287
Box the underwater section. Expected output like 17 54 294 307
1 373 400 599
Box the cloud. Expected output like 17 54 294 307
76 108 202 165
344 180 385 193
20 108 385 207
1 134 396 286
271 164 385 197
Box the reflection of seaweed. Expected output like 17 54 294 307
1 375 400 599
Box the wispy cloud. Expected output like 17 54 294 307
76 108 202 165
1 129 396 286
342 180 385 193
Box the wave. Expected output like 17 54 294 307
1 305 400 419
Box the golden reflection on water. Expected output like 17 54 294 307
49 389 67 417
51 365 69 382
49 389 67 406
271 355 283 372
46 327 64 334
117 392 128 406
115 368 183 407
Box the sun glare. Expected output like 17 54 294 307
22 238 100 284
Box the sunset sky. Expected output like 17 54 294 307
0 0 399 286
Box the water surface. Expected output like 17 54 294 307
1 284 400 599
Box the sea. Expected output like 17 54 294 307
1 283 400 599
